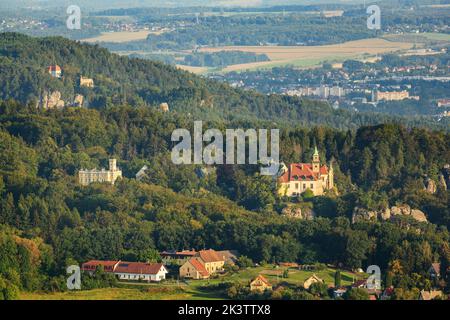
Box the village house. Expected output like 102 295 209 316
81 260 120 274
303 274 324 290
278 147 334 197
179 258 210 280
217 250 240 266
114 262 168 282
250 275 272 293
179 249 226 280
78 159 122 186
160 250 197 266
197 249 225 274
333 287 347 299
81 260 168 282
48 65 62 78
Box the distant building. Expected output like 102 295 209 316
78 159 122 186
80 76 94 88
374 90 410 102
179 249 225 280
303 274 324 290
179 258 210 280
217 250 240 265
81 260 168 282
333 287 348 299
48 65 62 78
114 262 168 282
250 275 272 293
81 260 120 274
160 250 197 266
278 147 334 197
197 249 225 274
437 99 450 108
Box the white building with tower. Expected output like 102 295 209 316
78 159 122 186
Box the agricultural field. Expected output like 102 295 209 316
82 30 155 43
196 38 415 73
19 266 363 300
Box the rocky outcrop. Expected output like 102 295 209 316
282 205 315 220
37 91 65 109
72 94 84 107
352 205 427 223
424 178 437 194
159 102 169 112
352 207 378 223
411 209 427 223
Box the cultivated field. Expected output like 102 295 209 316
19 266 362 300
196 38 415 72
82 30 163 43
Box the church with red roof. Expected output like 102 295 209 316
277 147 334 197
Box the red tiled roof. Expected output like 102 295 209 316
278 163 328 183
47 65 61 72
352 279 367 288
198 249 224 263
252 275 271 287
189 258 209 277
81 260 120 272
114 262 164 275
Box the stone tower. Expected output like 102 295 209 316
109 159 117 171
312 146 320 173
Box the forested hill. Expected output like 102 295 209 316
0 32 448 131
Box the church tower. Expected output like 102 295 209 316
312 146 320 173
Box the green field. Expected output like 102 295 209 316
19 266 362 300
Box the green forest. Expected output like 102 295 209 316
0 32 449 299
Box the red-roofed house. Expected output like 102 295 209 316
250 275 272 293
48 65 62 78
81 260 120 274
196 249 225 274
179 258 210 280
114 262 168 282
278 147 334 197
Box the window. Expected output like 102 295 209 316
295 183 299 189
311 183 314 189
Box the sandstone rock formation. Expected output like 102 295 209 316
73 94 84 107
37 91 65 109
352 205 427 224
424 178 437 194
282 205 315 220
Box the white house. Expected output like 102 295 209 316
114 262 168 282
